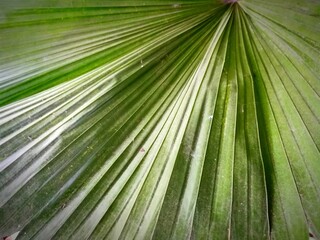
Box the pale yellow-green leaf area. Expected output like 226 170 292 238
0 0 319 239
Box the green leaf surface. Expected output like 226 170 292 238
0 0 319 239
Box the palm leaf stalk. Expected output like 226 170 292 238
0 0 319 239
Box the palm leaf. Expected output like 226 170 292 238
0 0 319 239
